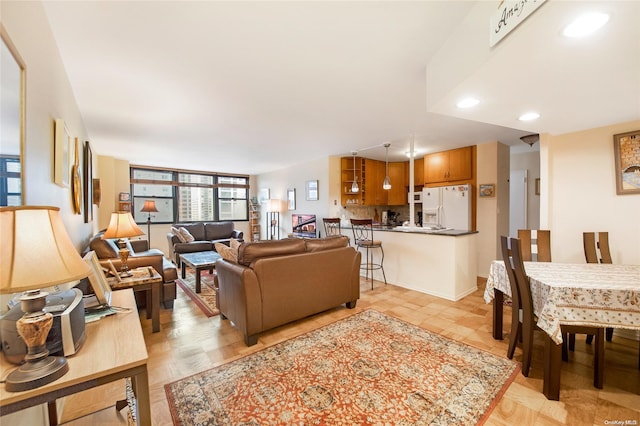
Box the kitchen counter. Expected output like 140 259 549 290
340 226 477 301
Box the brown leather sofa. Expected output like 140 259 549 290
166 221 244 264
88 232 178 309
215 236 361 346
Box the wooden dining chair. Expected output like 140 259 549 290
322 217 342 237
517 229 551 262
510 237 605 387
500 236 521 361
583 232 614 343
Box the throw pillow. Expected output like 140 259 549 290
171 226 187 243
215 242 238 263
178 227 195 243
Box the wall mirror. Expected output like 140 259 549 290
0 25 26 206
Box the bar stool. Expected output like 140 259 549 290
350 218 386 289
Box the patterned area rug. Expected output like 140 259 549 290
176 270 219 317
165 310 519 425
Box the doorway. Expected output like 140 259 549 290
509 169 527 237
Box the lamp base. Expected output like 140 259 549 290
119 270 133 278
5 355 69 392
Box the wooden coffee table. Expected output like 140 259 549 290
180 251 222 293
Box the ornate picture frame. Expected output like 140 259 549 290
613 130 640 195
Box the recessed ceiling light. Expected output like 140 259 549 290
563 12 610 38
519 112 540 121
456 98 480 109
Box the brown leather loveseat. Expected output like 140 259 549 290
215 236 361 346
88 232 178 308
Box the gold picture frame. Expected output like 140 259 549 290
613 130 640 195
479 183 495 197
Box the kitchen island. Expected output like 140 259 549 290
340 225 477 301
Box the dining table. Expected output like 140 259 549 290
484 260 640 400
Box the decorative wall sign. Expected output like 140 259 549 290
490 0 547 47
613 130 640 195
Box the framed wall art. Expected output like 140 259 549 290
287 188 296 210
259 188 270 205
306 180 318 201
83 141 93 222
613 130 640 195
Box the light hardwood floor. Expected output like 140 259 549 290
61 277 639 425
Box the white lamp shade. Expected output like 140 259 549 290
0 206 91 293
103 211 145 239
268 199 285 213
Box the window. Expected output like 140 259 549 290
130 167 249 224
0 156 21 206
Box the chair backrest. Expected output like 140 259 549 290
517 229 551 262
350 218 374 244
510 237 535 321
323 218 341 237
583 232 612 264
500 236 521 312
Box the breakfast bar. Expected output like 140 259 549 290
340 226 478 301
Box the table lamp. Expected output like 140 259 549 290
140 200 158 246
0 206 91 392
102 211 145 277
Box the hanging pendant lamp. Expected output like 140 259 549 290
382 143 391 190
351 151 359 193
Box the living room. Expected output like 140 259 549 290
1 1 639 424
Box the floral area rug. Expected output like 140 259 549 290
165 309 519 425
176 270 219 317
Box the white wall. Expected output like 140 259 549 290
541 120 640 264
2 1 95 251
257 157 333 238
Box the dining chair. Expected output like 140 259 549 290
500 236 521 361
517 229 551 262
350 218 386 289
322 218 342 237
583 232 614 343
510 237 605 387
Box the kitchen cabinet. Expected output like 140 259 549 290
387 162 406 205
341 156 364 206
424 147 472 184
364 159 387 206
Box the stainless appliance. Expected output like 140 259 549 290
422 184 472 230
408 191 423 203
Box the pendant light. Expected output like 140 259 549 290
351 151 359 193
382 143 391 190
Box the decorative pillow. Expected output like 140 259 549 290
215 242 237 263
171 226 187 243
230 238 242 250
178 227 195 243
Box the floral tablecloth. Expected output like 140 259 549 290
484 261 640 344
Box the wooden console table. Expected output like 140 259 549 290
0 289 151 425
108 267 162 333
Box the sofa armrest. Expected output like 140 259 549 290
216 259 263 344
232 230 244 240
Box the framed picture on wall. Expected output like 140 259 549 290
479 184 495 197
287 188 296 210
306 180 318 201
613 130 640 195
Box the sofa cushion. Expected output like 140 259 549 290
304 235 349 252
205 222 234 240
174 223 205 241
237 239 306 267
215 242 238 263
230 238 242 250
90 235 117 259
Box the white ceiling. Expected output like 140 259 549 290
41 1 640 175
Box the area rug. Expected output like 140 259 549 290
176 270 219 317
165 309 519 425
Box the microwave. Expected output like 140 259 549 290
409 192 423 203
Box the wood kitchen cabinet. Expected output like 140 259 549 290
404 157 424 187
341 156 364 206
363 159 387 206
387 162 406 205
424 146 472 184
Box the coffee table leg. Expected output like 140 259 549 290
195 268 202 293
181 260 186 279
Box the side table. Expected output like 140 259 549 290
108 267 162 333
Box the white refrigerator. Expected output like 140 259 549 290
422 184 472 230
